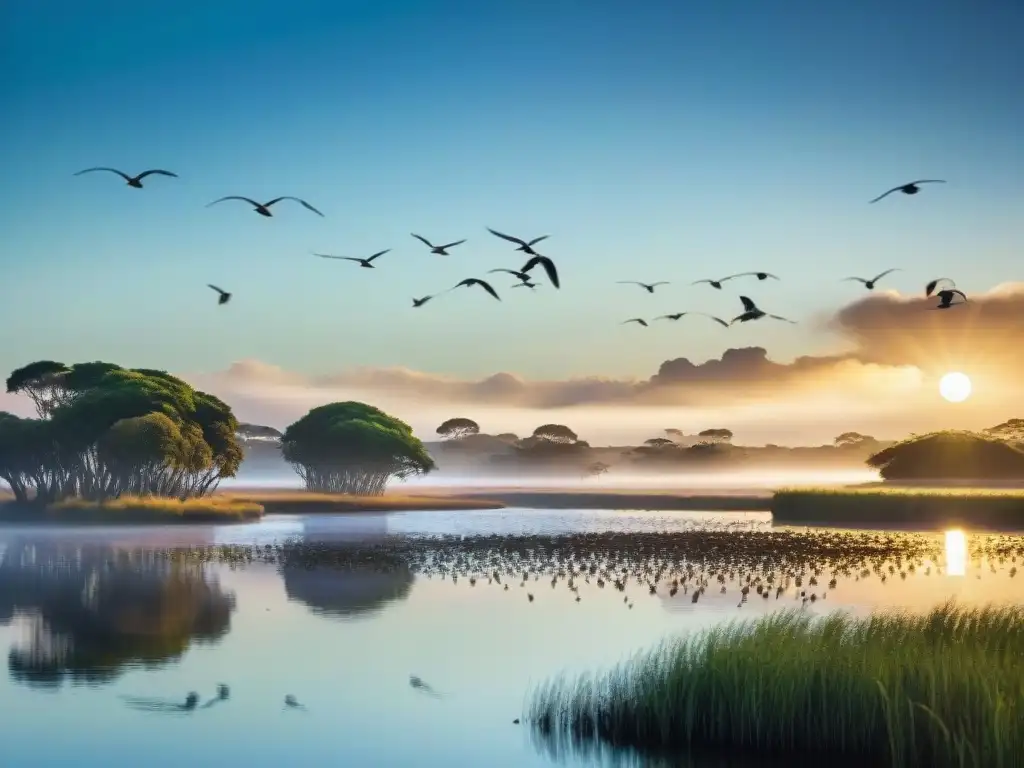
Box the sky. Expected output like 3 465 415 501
2 0 1023 444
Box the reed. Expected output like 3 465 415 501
528 602 1024 767
772 487 1024 527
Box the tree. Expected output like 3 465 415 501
984 419 1024 443
867 431 1024 481
583 461 610 479
834 431 877 449
435 417 480 441
282 401 435 495
5 360 72 418
237 423 283 441
644 437 676 449
664 428 684 442
532 423 579 444
0 361 242 504
698 428 733 444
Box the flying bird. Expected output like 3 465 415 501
512 281 539 290
73 167 178 188
206 196 323 217
314 249 390 268
843 268 900 290
933 289 967 309
731 296 795 325
486 228 550 256
869 180 946 204
617 281 669 294
207 285 231 305
411 234 466 255
622 318 649 327
412 296 434 308
488 268 533 282
655 311 729 327
693 272 778 289
451 278 501 301
520 255 560 289
925 277 956 297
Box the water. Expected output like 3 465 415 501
0 509 1019 768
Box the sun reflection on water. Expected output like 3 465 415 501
945 529 967 577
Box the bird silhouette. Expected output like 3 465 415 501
451 278 500 300
933 289 967 309
731 296 795 324
206 196 323 217
488 268 533 282
520 255 560 289
622 318 649 327
617 281 669 294
843 268 900 290
925 277 956 297
412 296 434 308
411 234 466 255
73 167 178 188
694 272 777 289
486 228 549 255
511 281 539 290
207 285 231 305
314 250 390 268
869 180 946 203
655 311 729 327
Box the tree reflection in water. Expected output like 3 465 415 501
0 539 235 689
279 532 414 620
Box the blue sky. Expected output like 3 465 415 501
2 0 1022 383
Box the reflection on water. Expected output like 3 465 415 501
280 529 414 620
945 529 967 577
0 539 234 689
0 513 1019 767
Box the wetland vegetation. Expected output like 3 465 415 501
772 486 1024 528
528 602 1024 768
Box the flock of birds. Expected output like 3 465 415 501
72 168 966 319
71 166 559 309
165 526 1021 612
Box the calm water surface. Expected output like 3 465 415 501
0 509 1020 767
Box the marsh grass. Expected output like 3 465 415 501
219 491 505 513
772 487 1024 527
0 495 264 523
529 602 1024 767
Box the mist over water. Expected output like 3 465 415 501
223 467 881 491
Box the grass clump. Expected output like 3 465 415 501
529 602 1024 767
772 487 1024 527
0 495 264 524
219 491 505 513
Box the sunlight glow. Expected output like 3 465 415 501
945 529 967 577
939 372 972 403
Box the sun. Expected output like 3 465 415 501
939 372 972 403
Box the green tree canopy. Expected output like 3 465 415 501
0 360 242 503
281 401 435 495
435 417 480 440
867 430 1024 481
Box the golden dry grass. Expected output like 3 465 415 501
219 490 506 513
0 495 263 523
